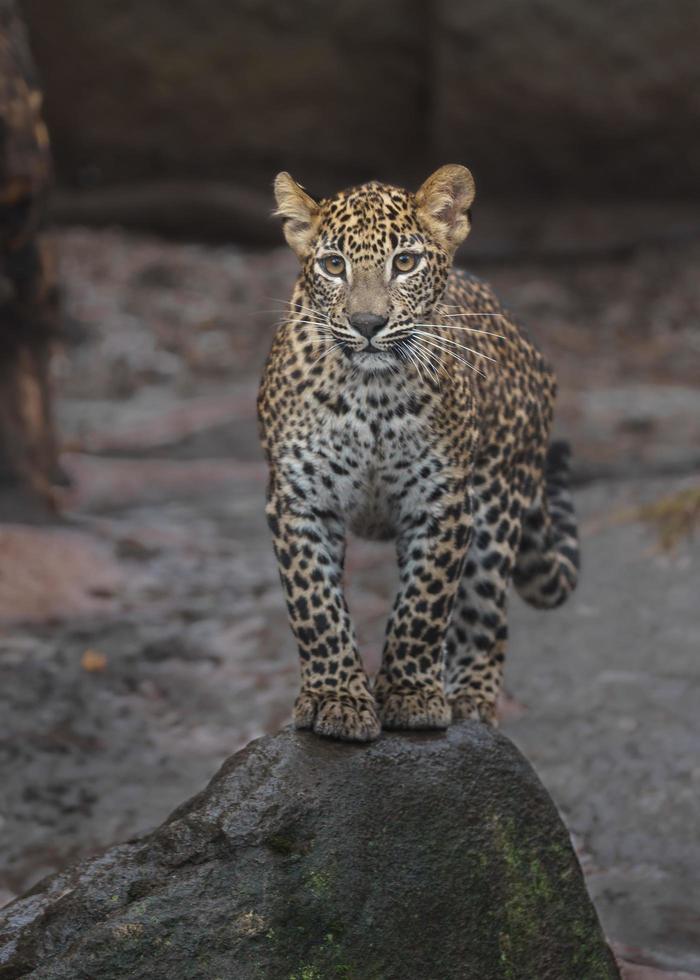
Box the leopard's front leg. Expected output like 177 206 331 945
375 484 472 730
267 475 380 742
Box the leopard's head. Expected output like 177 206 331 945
273 166 475 372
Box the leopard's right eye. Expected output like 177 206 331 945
321 254 345 277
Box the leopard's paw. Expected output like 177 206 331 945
377 688 450 731
450 694 498 727
293 690 381 742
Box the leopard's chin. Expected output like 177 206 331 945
350 349 397 373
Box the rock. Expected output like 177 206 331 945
0 724 618 980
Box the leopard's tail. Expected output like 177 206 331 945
514 440 580 609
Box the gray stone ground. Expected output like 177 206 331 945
507 477 700 975
0 226 698 977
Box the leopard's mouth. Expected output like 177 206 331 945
347 347 398 373
329 329 405 365
339 336 393 355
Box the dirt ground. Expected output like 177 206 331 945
1 224 699 977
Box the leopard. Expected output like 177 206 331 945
257 164 579 742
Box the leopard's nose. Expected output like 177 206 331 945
348 313 389 339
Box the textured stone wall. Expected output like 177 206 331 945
433 0 700 198
19 0 700 199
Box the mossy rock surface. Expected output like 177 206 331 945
0 724 619 979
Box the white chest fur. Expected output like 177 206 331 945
298 374 438 540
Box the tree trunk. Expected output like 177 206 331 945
0 0 60 521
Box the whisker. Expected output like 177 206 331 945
440 312 507 318
408 346 425 383
408 339 440 384
401 340 424 382
436 306 506 318
418 345 447 384
415 322 507 341
409 344 432 382
297 326 334 340
290 324 334 338
263 297 324 314
264 316 332 333
416 341 486 380
417 346 443 383
258 305 327 315
414 337 487 380
420 340 446 375
439 325 508 342
309 342 343 368
258 310 330 326
260 301 331 325
413 330 497 363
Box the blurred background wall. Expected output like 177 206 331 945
18 0 700 242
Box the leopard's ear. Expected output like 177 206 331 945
415 164 475 253
273 172 320 258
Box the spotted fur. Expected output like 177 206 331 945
258 165 579 741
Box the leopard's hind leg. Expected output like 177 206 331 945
447 441 580 723
445 492 522 726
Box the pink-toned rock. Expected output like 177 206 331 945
613 943 700 979
0 526 123 622
63 390 258 455
617 959 700 980
58 454 266 510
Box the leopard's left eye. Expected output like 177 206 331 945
393 252 419 275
